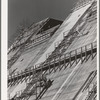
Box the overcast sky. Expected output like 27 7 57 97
8 0 78 47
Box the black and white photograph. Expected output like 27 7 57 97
1 0 99 100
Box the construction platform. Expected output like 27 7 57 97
8 0 97 100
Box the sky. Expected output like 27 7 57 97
8 0 78 47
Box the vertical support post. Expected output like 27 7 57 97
34 65 36 76
20 90 22 98
9 75 11 86
29 68 31 83
69 52 71 67
91 43 93 59
11 74 13 86
59 56 61 70
32 67 34 78
85 45 87 61
15 73 17 84
35 65 37 75
36 82 37 99
64 54 66 68
41 64 43 74
75 49 77 64
10 74 12 86
31 68 33 85
13 73 15 84
17 71 19 84
48 60 51 74
21 70 23 83
12 74 14 85
81 47 83 63
53 58 56 72
30 67 32 81
14 73 17 85
25 70 27 82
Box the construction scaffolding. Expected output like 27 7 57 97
8 41 97 85
8 1 97 100
9 73 53 100
8 19 48 53
8 22 60 70
8 40 97 100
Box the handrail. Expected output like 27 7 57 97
8 18 49 54
45 13 93 62
8 20 50 69
24 34 50 51
8 41 97 83
24 25 60 49
45 31 79 62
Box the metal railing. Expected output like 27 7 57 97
10 76 53 100
8 41 97 84
8 20 50 69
